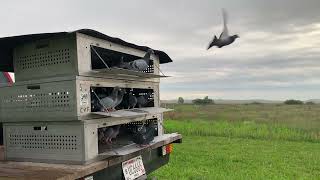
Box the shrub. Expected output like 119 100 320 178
178 97 184 104
192 96 214 105
284 99 303 105
305 101 315 105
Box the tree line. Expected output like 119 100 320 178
177 97 315 105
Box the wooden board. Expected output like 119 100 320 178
91 107 172 118
0 133 181 180
98 133 180 156
87 68 169 79
92 110 147 118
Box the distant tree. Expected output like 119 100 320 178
178 97 184 104
192 98 202 105
284 99 304 105
250 101 262 105
306 101 315 105
192 96 214 105
203 96 213 104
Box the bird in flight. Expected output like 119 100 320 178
207 8 239 50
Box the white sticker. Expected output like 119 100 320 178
84 176 94 180
80 93 88 106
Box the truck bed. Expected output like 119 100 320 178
0 133 181 180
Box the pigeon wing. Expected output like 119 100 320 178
219 8 229 40
207 35 218 50
100 97 114 109
104 127 114 139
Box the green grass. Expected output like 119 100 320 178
165 120 320 142
164 104 320 131
150 104 320 179
151 136 320 180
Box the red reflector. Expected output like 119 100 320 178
165 144 173 154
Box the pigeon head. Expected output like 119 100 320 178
147 49 154 54
233 34 240 39
111 86 120 98
143 49 154 59
118 88 126 96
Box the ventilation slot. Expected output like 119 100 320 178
16 49 71 70
1 91 72 111
8 134 78 151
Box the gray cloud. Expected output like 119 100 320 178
0 0 319 100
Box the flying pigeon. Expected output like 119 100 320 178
207 8 239 50
114 88 126 109
132 122 156 147
99 86 120 112
128 92 137 109
136 92 153 108
129 49 154 71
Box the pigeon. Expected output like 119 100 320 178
207 8 239 50
99 86 120 112
110 125 121 143
103 127 114 144
103 125 121 144
132 122 157 147
128 92 137 109
136 92 153 108
114 88 126 109
117 56 131 69
98 127 107 143
128 49 154 71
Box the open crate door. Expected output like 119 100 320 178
91 107 172 118
90 45 169 79
86 68 169 79
98 133 181 157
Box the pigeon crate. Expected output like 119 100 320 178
13 32 165 82
3 118 161 164
97 119 159 155
0 76 167 122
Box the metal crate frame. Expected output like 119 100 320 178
13 33 162 82
3 118 162 165
0 76 160 122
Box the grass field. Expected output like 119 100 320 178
150 104 320 179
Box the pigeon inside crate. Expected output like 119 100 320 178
98 119 158 153
91 46 154 73
91 86 155 112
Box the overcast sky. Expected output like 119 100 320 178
1 0 320 100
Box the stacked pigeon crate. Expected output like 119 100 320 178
0 31 168 164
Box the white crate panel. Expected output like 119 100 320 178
13 35 77 82
0 80 77 121
4 123 85 163
8 134 79 151
16 49 72 70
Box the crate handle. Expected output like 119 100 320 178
27 85 40 90
35 43 49 49
33 126 47 131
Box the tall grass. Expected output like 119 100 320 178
164 104 320 131
165 120 320 142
